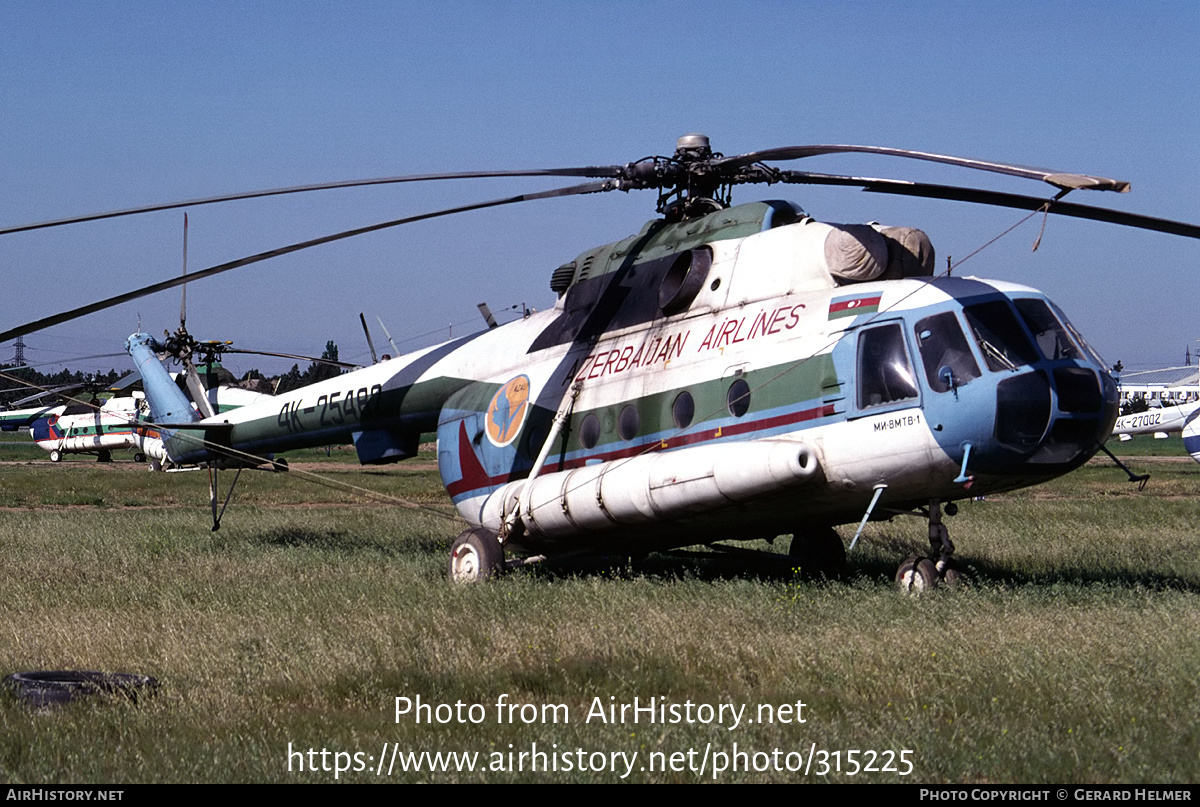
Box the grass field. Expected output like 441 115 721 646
1 433 1197 783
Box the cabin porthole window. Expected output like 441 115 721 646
579 413 601 449
618 404 640 441
672 391 695 429
726 379 751 417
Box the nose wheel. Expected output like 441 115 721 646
896 556 938 592
894 500 963 593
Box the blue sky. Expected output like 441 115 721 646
2 1 1197 375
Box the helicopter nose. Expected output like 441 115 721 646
986 365 1118 473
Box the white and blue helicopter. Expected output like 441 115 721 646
4 136 1199 589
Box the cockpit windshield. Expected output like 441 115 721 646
962 300 1039 372
914 312 981 393
1013 298 1080 361
1049 301 1108 367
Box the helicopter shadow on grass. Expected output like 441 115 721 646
863 529 1200 593
945 558 1200 594
524 531 1200 593
241 524 1200 593
520 544 844 585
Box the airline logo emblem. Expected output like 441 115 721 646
486 375 530 447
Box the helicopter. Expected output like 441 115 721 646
29 391 158 464
20 212 358 468
4 135 1199 589
0 372 146 462
9 326 285 468
26 366 276 467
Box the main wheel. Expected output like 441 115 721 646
447 528 505 583
49 449 62 463
940 558 966 588
896 555 938 593
133 453 146 463
97 450 112 463
789 526 847 579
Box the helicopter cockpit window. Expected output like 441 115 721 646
915 312 981 394
1013 298 1080 361
962 301 1039 372
857 324 920 409
1050 301 1108 367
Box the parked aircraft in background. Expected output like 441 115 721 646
30 393 158 463
28 367 273 467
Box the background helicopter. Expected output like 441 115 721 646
25 362 276 467
0 357 130 432
21 211 363 468
29 390 155 464
3 135 1199 589
2 372 143 462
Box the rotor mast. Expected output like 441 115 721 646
656 133 732 221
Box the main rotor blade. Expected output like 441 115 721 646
4 370 139 406
777 172 1200 239
6 383 86 407
2 352 128 372
0 167 625 236
180 213 189 330
108 371 141 391
222 347 359 369
720 145 1130 193
0 179 619 343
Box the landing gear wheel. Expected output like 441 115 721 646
49 450 62 463
896 555 938 593
272 458 289 473
939 558 965 588
789 526 847 579
447 528 505 583
97 450 112 463
133 453 146 463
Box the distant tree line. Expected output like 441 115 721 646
273 340 342 395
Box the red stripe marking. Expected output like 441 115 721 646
445 403 836 498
